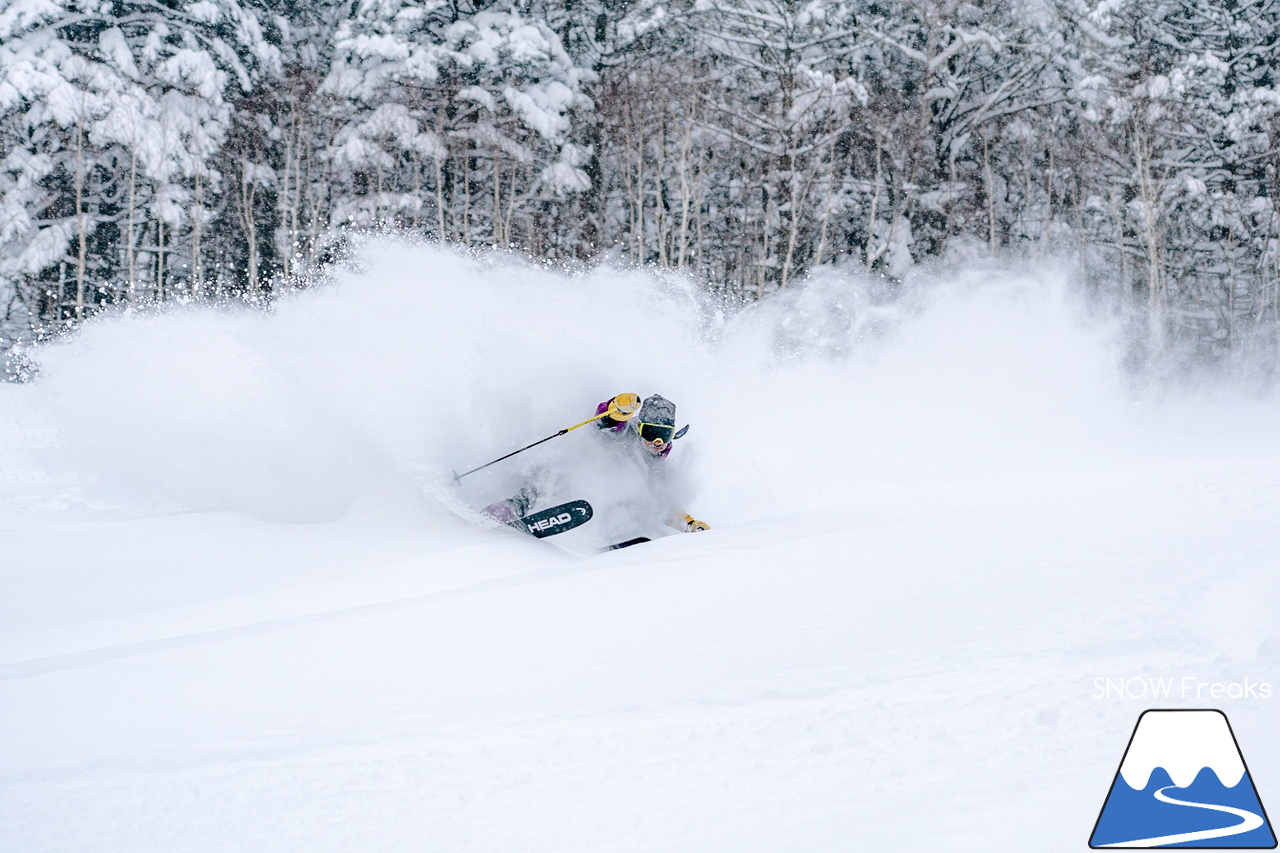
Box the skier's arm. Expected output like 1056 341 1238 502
596 393 641 432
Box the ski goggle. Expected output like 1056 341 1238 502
638 422 676 445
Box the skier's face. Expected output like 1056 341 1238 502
641 437 667 456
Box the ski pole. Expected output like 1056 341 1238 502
453 410 611 482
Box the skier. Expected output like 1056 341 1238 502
482 392 709 533
591 392 709 532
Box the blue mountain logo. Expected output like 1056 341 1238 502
1090 709 1276 848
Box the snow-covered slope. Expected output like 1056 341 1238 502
2 242 1279 852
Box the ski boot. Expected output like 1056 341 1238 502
481 485 540 527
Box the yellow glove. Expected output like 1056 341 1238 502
684 514 710 532
607 392 641 421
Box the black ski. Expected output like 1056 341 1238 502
604 537 651 551
521 499 593 538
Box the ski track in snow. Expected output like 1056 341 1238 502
2 243 1280 851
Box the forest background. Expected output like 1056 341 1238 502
2 0 1278 369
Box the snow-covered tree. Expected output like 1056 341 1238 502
0 0 279 338
321 0 594 253
1062 0 1280 355
686 0 867 291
